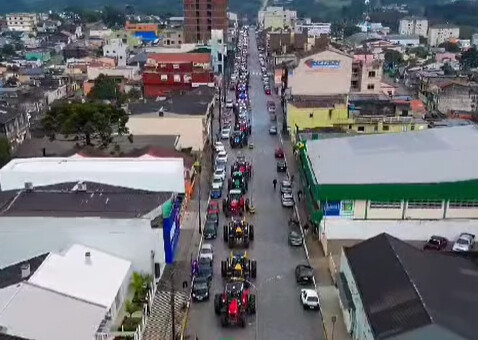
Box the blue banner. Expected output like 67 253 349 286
163 197 182 263
324 201 341 216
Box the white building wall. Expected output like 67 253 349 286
404 202 445 219
445 206 478 219
323 218 477 241
353 200 367 219
103 41 128 67
0 217 165 276
366 201 404 219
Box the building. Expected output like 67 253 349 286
268 30 309 55
0 245 132 340
472 33 478 47
103 40 129 67
351 54 383 94
356 22 390 35
87 65 141 81
125 21 160 36
107 30 142 48
25 50 51 63
161 27 184 47
339 233 477 340
6 13 37 32
127 87 215 150
428 25 460 47
0 179 182 272
398 17 428 37
386 34 420 47
296 23 331 37
418 77 478 115
143 53 214 97
258 7 297 30
210 29 226 74
183 0 227 43
0 105 30 151
288 47 353 96
296 126 478 241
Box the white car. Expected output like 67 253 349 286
452 233 475 252
199 244 214 262
217 150 228 161
300 289 320 310
214 167 226 181
281 192 295 207
220 128 231 139
214 141 225 153
226 99 234 109
212 177 223 190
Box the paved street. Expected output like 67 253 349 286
187 27 326 340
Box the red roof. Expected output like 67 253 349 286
148 53 211 64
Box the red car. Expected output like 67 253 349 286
208 201 220 215
264 88 271 95
274 147 284 159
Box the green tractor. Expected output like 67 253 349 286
228 171 248 194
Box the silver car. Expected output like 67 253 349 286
281 192 294 207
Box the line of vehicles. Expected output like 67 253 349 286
193 26 258 328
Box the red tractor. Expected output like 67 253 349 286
214 280 256 327
231 158 252 180
222 189 248 217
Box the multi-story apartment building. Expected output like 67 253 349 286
350 53 383 94
398 17 428 37
183 0 228 43
258 7 297 30
6 13 37 32
428 24 460 47
296 23 331 37
142 53 215 97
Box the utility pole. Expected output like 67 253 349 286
194 161 202 235
170 271 176 340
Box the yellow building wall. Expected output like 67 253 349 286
287 103 352 138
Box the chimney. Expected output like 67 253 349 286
42 148 46 157
20 263 31 279
24 182 33 192
77 182 87 192
85 251 92 265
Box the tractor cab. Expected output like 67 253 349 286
230 130 247 148
222 189 247 217
228 171 247 193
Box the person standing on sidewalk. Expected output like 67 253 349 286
273 178 277 190
297 189 303 202
290 174 295 183
303 220 310 236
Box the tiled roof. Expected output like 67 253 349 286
0 253 49 289
148 53 211 63
345 233 478 339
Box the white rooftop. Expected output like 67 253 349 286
0 283 106 340
307 126 478 185
0 157 185 193
29 244 131 308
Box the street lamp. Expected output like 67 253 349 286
331 315 337 340
194 161 202 235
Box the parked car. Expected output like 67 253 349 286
199 243 214 262
214 167 226 181
295 264 314 284
277 161 287 172
275 147 284 158
281 192 295 207
280 180 292 194
197 258 213 282
216 150 228 163
226 99 234 109
212 177 223 191
452 233 475 252
220 128 231 139
300 289 320 310
203 220 218 240
269 125 277 135
423 235 448 251
192 276 210 302
288 231 303 246
210 188 222 199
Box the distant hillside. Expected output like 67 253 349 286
0 0 262 18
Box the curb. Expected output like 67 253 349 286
278 118 329 340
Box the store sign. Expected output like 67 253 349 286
324 201 341 216
304 59 340 70
340 201 354 217
193 62 209 69
324 200 354 218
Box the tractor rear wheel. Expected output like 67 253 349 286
240 315 246 328
251 261 257 278
221 260 227 277
214 294 222 315
244 238 250 249
249 225 254 241
248 294 256 314
228 238 234 249
220 314 228 327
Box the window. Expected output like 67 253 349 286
383 125 389 131
160 64 166 68
357 126 365 132
370 201 402 209
407 200 443 209
368 71 376 78
374 125 378 132
173 64 180 69
411 124 415 131
449 200 478 208
174 74 181 82
367 84 375 90
160 74 168 81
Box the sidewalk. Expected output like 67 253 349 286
277 98 351 340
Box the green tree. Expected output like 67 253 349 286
343 25 361 38
127 88 142 101
1 44 15 56
384 49 403 66
438 41 461 53
42 102 129 146
442 62 456 75
125 300 139 318
460 47 478 70
409 47 429 59
102 6 126 28
88 74 122 102
0 137 12 167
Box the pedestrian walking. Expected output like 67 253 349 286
297 190 303 202
303 220 310 236
273 178 277 190
290 174 295 183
